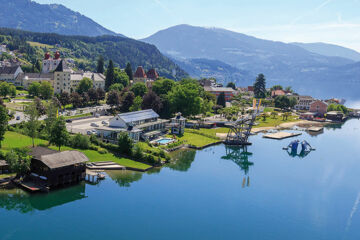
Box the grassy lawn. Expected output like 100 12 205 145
63 113 92 120
27 41 53 48
255 115 299 128
1 131 150 170
16 90 29 95
174 131 220 148
0 173 16 179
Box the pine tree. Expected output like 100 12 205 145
97 56 104 74
253 74 266 99
216 92 226 107
105 60 115 90
125 62 133 80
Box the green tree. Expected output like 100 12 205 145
120 91 135 112
106 90 121 109
9 84 16 98
96 88 106 101
70 92 83 108
39 81 54 100
271 111 278 119
49 117 69 151
142 91 163 113
87 88 98 103
216 92 226 107
125 62 133 80
168 82 202 117
0 82 10 98
114 68 130 87
58 92 70 108
44 99 58 137
109 83 124 92
28 82 41 97
70 134 90 149
118 132 133 156
130 96 142 112
270 85 283 91
77 77 93 94
152 78 175 95
105 60 115 90
34 97 46 115
97 56 104 74
5 149 31 176
226 82 236 90
0 105 8 148
253 74 266 98
130 82 147 97
275 95 291 109
289 97 297 109
24 102 40 147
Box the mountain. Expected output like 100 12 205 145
172 58 252 85
142 24 360 99
0 0 121 37
292 42 360 62
0 28 187 80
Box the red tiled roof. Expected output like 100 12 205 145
134 66 147 78
271 90 286 97
146 68 159 80
248 86 254 91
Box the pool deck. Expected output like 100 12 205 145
263 132 302 140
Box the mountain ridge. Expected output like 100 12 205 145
0 0 122 37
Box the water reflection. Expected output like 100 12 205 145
222 146 254 188
166 149 196 172
0 182 87 212
107 170 143 187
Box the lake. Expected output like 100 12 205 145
1 119 360 240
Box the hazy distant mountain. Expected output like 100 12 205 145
292 42 360 62
0 0 122 37
142 24 359 98
173 58 253 85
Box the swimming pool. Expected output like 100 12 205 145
155 138 174 145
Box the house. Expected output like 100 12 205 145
204 86 236 101
0 65 23 83
29 147 87 188
309 100 328 116
326 111 345 122
294 96 314 111
170 113 186 135
42 51 62 73
96 109 169 142
18 73 54 88
0 160 9 174
146 69 159 81
271 89 286 98
247 86 254 92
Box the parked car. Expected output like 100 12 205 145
90 123 99 127
16 116 20 120
86 130 93 135
66 119 72 123
102 121 108 126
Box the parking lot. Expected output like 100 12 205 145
66 116 113 135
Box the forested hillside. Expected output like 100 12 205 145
0 28 187 79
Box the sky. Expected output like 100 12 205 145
34 0 360 52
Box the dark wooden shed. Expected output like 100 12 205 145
29 147 87 188
0 160 9 174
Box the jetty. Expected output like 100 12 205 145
263 132 302 140
307 126 324 132
86 161 126 170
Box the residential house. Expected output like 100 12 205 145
309 100 328 116
271 89 286 98
294 96 314 111
299 112 316 121
96 109 169 142
204 86 236 102
29 147 87 189
0 65 23 83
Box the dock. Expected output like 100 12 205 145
86 161 126 170
85 169 106 183
263 131 302 140
307 126 324 132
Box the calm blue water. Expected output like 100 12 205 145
1 119 360 240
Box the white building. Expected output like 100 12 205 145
70 72 105 91
294 96 315 111
0 45 6 54
18 73 54 88
96 109 169 142
0 65 23 84
42 51 62 73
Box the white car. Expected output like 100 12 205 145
102 121 108 126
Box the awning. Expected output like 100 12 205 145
142 130 162 137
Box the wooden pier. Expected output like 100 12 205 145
85 170 106 183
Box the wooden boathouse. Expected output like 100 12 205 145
28 147 88 189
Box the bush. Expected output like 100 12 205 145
118 132 133 155
97 148 108 154
133 144 144 160
90 134 100 145
70 134 90 149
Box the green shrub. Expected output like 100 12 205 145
97 148 108 154
70 134 90 149
133 144 144 160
